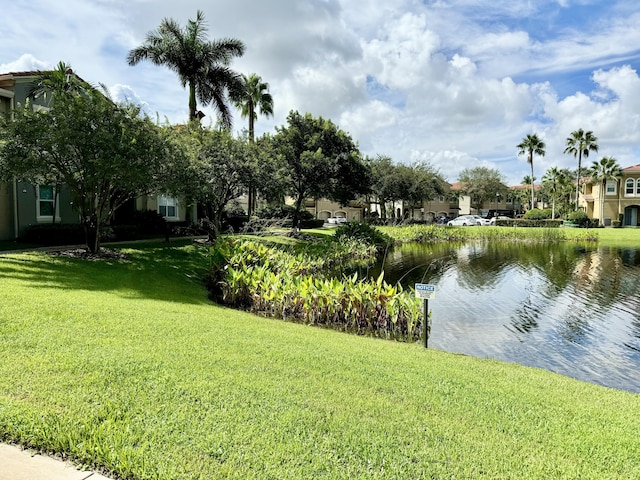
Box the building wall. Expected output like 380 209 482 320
0 182 14 240
136 194 195 223
13 182 78 238
584 173 640 226
302 198 364 222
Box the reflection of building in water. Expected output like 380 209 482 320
573 251 602 288
572 249 630 305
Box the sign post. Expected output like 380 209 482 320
415 283 436 348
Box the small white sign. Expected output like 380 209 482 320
415 283 436 300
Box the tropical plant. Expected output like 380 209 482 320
564 129 598 210
208 238 423 340
588 156 622 226
517 134 546 211
127 10 245 126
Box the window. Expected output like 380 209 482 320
158 195 178 219
606 180 617 195
36 185 60 221
438 195 446 203
636 179 640 196
626 179 635 196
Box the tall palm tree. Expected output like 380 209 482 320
232 73 274 215
517 133 546 211
589 156 622 226
233 73 274 142
564 129 598 211
127 10 245 126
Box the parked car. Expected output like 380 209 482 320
327 216 347 225
489 215 511 225
447 215 482 226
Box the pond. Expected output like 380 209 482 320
371 241 640 393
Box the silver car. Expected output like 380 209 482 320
447 215 482 226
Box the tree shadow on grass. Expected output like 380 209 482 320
0 241 213 305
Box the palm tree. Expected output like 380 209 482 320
542 167 567 219
127 10 245 126
232 73 274 216
564 129 598 211
517 134 546 211
589 156 622 226
233 73 274 142
29 61 91 103
521 175 536 211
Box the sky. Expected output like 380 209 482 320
3 0 640 185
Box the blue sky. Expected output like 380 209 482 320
3 0 640 185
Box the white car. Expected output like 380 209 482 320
327 216 347 225
447 215 482 226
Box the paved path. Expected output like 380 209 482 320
0 444 112 480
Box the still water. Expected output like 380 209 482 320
372 242 640 393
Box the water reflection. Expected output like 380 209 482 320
371 242 640 393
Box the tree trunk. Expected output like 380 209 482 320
575 151 582 211
530 153 535 211
83 216 100 254
292 196 304 232
189 82 197 122
380 201 387 220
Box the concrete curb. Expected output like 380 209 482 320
0 444 112 480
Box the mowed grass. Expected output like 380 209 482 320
0 241 639 479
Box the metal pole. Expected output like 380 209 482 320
423 298 429 348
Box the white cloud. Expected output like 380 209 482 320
3 0 640 185
0 54 51 73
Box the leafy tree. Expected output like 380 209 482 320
271 111 369 229
367 157 445 221
0 89 173 253
368 155 397 220
564 129 598 210
517 133 545 211
165 125 253 239
127 10 245 126
588 156 622 226
458 167 509 213
542 167 574 219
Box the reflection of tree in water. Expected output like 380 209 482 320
454 242 585 292
511 295 541 334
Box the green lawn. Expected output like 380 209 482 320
0 241 639 479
